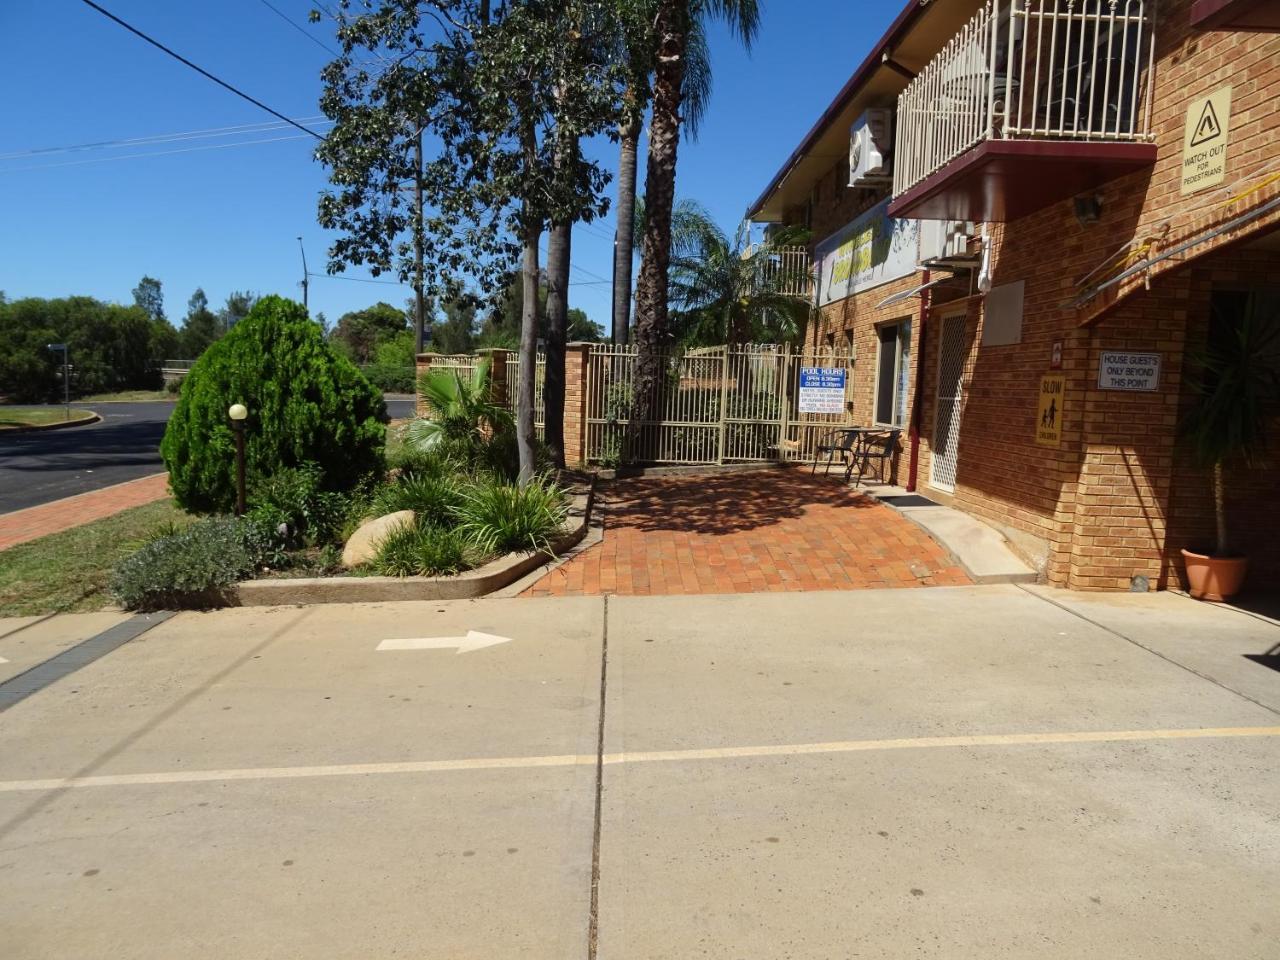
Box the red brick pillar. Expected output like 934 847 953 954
563 342 592 466
477 348 511 413
414 353 436 417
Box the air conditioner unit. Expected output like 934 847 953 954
919 219 976 264
848 109 894 188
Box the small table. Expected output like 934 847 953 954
814 427 896 483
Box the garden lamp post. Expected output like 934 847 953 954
47 343 69 419
228 403 248 516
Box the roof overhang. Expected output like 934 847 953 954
1190 0 1280 31
887 140 1159 223
746 0 987 224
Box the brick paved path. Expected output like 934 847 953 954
0 473 170 552
524 470 971 597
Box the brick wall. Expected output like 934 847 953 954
796 0 1280 589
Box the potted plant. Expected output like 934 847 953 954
1179 291 1280 601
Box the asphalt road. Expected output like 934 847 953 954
0 587 1277 958
0 398 417 515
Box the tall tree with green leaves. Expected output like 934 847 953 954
133 275 181 360
628 0 758 458
330 302 409 363
315 2 513 320
132 276 165 324
317 0 621 482
218 291 258 332
179 288 221 359
433 295 477 354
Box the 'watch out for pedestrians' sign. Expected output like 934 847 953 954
1181 86 1232 195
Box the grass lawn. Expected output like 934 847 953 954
79 389 175 403
0 407 96 430
0 500 193 617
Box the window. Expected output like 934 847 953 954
875 320 912 426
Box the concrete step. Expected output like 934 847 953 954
862 486 1039 584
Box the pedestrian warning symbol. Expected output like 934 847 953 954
1181 86 1232 195
1189 100 1222 147
1036 374 1065 448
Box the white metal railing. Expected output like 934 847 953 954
505 353 546 439
893 0 1156 197
755 245 814 299
583 343 857 465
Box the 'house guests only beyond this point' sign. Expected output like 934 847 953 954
1098 352 1162 392
798 367 847 414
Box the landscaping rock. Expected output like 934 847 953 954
341 511 415 568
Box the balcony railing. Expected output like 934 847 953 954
893 0 1157 198
753 245 814 300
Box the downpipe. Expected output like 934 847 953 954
906 269 930 493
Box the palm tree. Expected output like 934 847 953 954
407 359 513 458
664 204 812 346
611 15 711 346
627 0 759 456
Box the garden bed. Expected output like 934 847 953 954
232 490 590 605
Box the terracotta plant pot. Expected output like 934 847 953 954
1180 549 1249 602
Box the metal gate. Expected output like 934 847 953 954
583 344 857 465
930 312 968 492
505 353 546 439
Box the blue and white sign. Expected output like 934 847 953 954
798 367 847 414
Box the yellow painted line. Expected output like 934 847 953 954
602 726 1280 766
0 727 1276 794
0 753 596 793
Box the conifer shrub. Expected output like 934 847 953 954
161 296 386 513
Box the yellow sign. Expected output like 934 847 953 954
1181 86 1232 195
1036 374 1065 447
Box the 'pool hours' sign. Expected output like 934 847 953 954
1098 352 1161 392
798 367 847 413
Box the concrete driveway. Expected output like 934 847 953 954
0 587 1277 958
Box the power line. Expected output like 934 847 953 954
0 133 313 174
77 0 327 140
0 117 332 161
538 244 611 285
258 0 340 57
309 272 409 287
577 221 616 244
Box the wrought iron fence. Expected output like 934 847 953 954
893 0 1156 197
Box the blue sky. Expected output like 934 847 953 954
0 1 904 332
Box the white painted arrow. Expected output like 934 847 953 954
376 631 512 654
0 656 7 664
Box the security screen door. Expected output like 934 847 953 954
930 311 967 492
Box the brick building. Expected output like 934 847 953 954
747 0 1280 591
